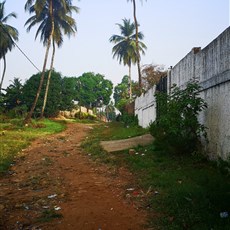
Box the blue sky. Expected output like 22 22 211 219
1 0 229 88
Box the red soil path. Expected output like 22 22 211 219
0 123 147 230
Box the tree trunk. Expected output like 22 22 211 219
132 0 142 90
128 63 132 99
24 38 51 124
24 0 53 124
40 38 55 118
0 55 6 93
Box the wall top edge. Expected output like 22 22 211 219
171 26 230 70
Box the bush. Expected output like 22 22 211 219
119 112 139 127
149 81 207 154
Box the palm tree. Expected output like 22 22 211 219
0 1 18 93
109 18 146 98
24 0 78 123
127 0 147 90
40 1 78 118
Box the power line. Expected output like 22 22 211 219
0 23 41 72
11 40 41 72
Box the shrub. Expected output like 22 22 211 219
149 81 207 154
119 112 139 127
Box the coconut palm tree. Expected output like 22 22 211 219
24 0 78 123
109 18 146 98
0 1 18 93
40 1 79 118
127 0 147 90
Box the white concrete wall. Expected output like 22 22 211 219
135 86 156 128
135 27 230 159
168 26 230 160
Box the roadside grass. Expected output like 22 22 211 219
62 118 98 124
0 118 66 174
81 121 147 163
81 121 230 230
72 118 98 124
102 121 147 140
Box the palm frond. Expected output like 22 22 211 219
110 17 146 67
25 0 79 46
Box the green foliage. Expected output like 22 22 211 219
118 112 139 127
60 77 78 110
0 1 18 59
114 75 139 115
113 75 130 106
24 0 78 48
149 81 207 154
22 71 62 117
1 78 28 117
75 72 113 108
216 157 230 177
2 71 114 119
116 98 130 113
114 75 139 110
109 18 146 72
38 209 63 223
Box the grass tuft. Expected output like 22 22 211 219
37 209 63 223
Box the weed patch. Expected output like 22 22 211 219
37 209 63 223
0 119 66 174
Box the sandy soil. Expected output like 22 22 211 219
0 123 147 230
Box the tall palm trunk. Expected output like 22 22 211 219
0 55 6 93
128 63 132 99
40 32 55 118
24 37 51 124
132 0 142 90
24 0 53 124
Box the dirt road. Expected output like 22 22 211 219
0 123 146 230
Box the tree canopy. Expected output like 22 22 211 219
22 70 62 117
75 72 113 108
113 75 138 112
1 71 114 118
110 18 146 98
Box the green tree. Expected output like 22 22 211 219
41 1 79 118
110 18 146 98
60 76 78 111
2 78 27 117
114 75 139 112
22 71 62 117
75 72 113 108
0 1 18 92
127 0 147 89
114 75 130 107
24 0 78 123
